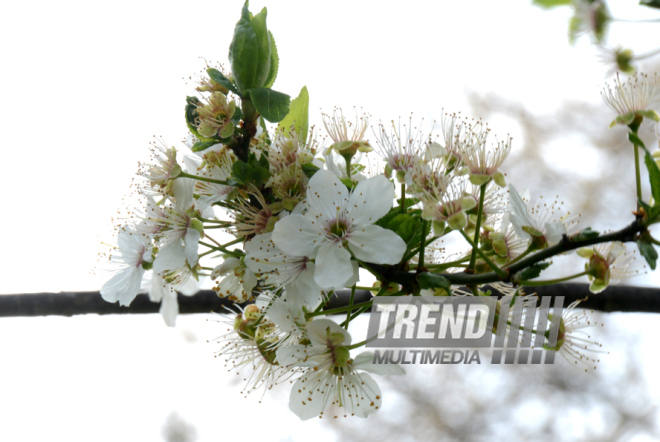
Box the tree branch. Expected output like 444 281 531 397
0 283 659 317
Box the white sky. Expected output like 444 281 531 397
1 0 659 441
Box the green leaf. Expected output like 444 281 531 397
641 143 660 207
277 86 309 141
228 2 271 93
262 31 279 89
418 272 451 292
250 6 271 90
532 0 572 8
386 214 419 244
302 163 319 179
247 88 291 123
640 0 660 10
518 262 551 281
207 68 240 95
637 236 657 270
231 153 271 187
628 132 647 149
192 140 221 153
229 4 259 93
571 227 600 242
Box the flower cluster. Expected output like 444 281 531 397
99 3 660 420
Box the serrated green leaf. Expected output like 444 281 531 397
247 88 291 123
263 31 279 89
231 153 271 188
519 262 552 281
302 163 319 179
250 7 271 90
418 272 451 291
637 237 658 269
386 214 419 244
533 0 572 8
277 86 309 141
192 140 221 153
207 68 240 95
640 0 660 10
229 6 259 93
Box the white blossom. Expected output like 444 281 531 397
271 170 406 290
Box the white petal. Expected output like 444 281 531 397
276 344 312 367
285 262 322 308
352 352 406 375
314 242 353 290
100 267 143 307
272 214 323 258
267 298 302 333
211 257 241 279
341 372 382 418
305 170 349 220
307 318 352 347
347 175 395 226
242 267 258 294
172 178 195 211
184 228 200 266
153 241 186 274
544 221 566 245
288 375 331 420
159 287 179 327
347 225 406 265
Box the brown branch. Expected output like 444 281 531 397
0 283 659 318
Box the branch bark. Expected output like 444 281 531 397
0 283 659 317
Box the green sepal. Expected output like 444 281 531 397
532 0 572 8
277 86 309 141
185 96 203 138
192 140 222 153
246 88 291 123
231 152 271 187
522 225 544 237
616 112 636 126
417 272 451 292
262 31 279 89
302 162 319 179
637 234 658 270
638 109 660 122
207 68 240 95
517 262 552 281
640 0 660 10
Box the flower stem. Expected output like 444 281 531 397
400 183 406 213
468 183 488 270
633 132 643 207
418 220 428 270
518 271 589 287
307 299 373 318
345 285 356 329
460 230 508 278
178 172 229 186
346 157 352 179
